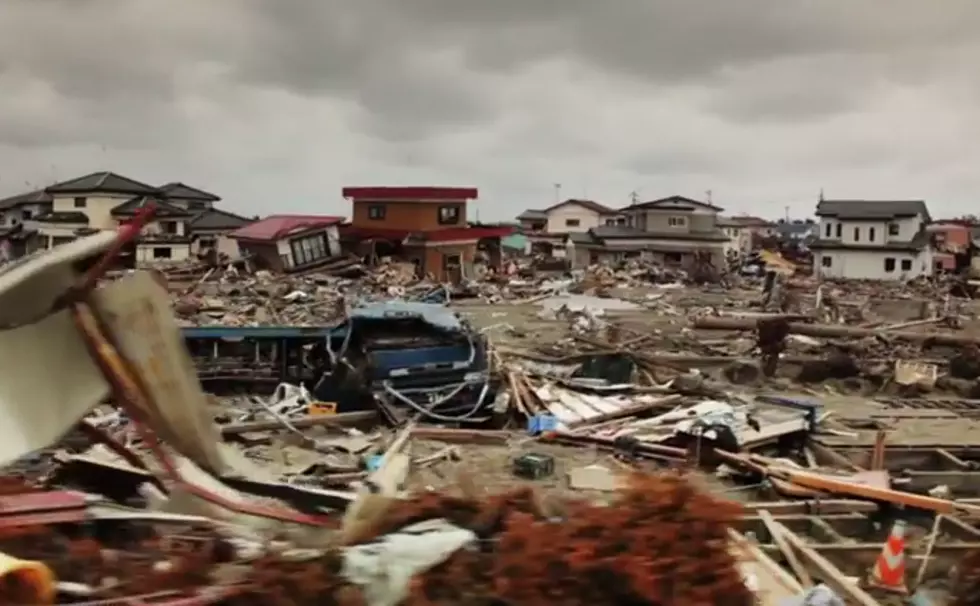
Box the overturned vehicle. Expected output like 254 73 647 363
183 301 500 424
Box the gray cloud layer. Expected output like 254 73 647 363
1 0 979 219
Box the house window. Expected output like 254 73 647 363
901 259 912 271
161 221 178 234
153 247 172 259
825 223 832 237
73 197 87 208
565 218 581 227
438 205 461 225
821 256 832 267
21 210 31 220
884 258 896 272
835 223 842 238
853 227 860 242
368 205 385 220
889 223 900 236
869 227 875 242
289 232 330 267
198 237 217 249
668 216 687 227
605 219 615 226
664 252 683 264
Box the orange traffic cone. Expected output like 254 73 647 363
867 519 908 594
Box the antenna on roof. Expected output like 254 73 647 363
819 188 825 202
553 183 561 203
705 189 712 204
629 190 639 205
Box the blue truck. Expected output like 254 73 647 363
182 301 498 423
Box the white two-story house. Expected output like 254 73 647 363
811 199 933 280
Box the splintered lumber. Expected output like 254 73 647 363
692 316 980 347
771 521 880 606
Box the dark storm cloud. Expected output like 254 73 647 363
3 0 977 143
1 0 980 219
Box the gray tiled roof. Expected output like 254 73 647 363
620 195 724 213
517 209 547 220
816 199 931 222
591 225 729 242
46 171 159 196
0 189 52 210
189 208 254 231
160 182 221 202
111 196 190 217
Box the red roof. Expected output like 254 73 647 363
342 186 478 201
339 224 511 243
229 214 344 242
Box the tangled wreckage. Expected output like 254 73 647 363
183 300 498 423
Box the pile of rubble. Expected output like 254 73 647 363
13 225 980 603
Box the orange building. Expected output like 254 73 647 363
928 220 972 272
339 186 510 281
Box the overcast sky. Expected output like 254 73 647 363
1 1 979 221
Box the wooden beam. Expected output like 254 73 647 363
758 510 812 588
741 500 877 515
770 521 881 606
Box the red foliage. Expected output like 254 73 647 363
0 473 752 606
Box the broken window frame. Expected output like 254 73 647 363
821 256 832 267
438 205 461 225
289 232 330 267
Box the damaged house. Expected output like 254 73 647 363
562 195 730 269
229 214 344 273
811 199 934 280
339 186 511 282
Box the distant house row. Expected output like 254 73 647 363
0 171 253 264
0 177 512 281
517 196 964 281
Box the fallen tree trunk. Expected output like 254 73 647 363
692 316 980 347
